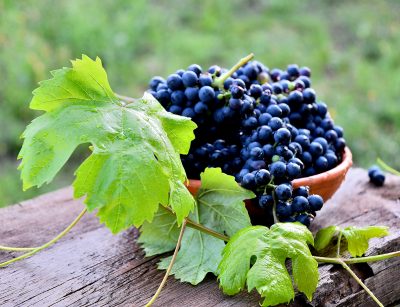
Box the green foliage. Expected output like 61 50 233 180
196 168 254 236
140 167 254 285
314 225 339 251
137 206 179 256
342 226 389 257
218 223 318 306
18 55 196 233
315 225 389 257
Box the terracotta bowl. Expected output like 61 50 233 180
186 147 353 203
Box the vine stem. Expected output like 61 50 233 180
314 254 400 307
212 53 254 89
0 246 36 252
145 219 187 307
0 208 87 268
339 260 383 307
162 206 229 242
336 232 343 257
377 158 400 176
313 251 400 265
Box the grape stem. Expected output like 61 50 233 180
0 208 87 268
145 218 187 307
212 53 254 89
271 191 279 224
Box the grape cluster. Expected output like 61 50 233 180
147 56 346 227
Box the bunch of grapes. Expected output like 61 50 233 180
147 55 346 227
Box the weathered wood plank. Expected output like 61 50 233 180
0 168 399 307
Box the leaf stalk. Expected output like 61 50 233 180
162 206 229 242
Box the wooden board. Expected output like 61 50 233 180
0 168 399 307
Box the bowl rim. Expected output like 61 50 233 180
187 147 353 190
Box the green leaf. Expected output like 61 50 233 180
196 168 255 236
342 226 389 257
218 223 318 307
19 55 197 233
314 226 339 251
137 206 179 256
158 207 225 285
217 226 268 295
146 167 253 285
377 158 400 176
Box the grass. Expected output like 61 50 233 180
1 0 400 207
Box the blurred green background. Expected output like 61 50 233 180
1 0 400 207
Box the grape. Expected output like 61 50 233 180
182 108 196 118
276 201 292 217
182 71 198 87
293 186 309 197
149 76 165 91
198 86 215 103
275 184 292 201
194 102 208 114
286 162 301 178
266 105 282 117
185 87 199 101
242 173 256 189
187 64 202 75
166 74 183 90
295 214 311 227
292 196 309 213
269 161 286 178
274 128 291 145
259 194 274 208
368 165 385 186
255 169 271 185
268 117 284 131
308 195 324 211
199 75 212 87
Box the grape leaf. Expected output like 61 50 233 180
158 208 225 285
342 226 389 257
18 55 197 233
314 225 389 257
196 168 254 236
143 167 254 284
218 223 318 307
137 206 179 256
314 226 339 251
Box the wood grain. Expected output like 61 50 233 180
0 168 399 307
